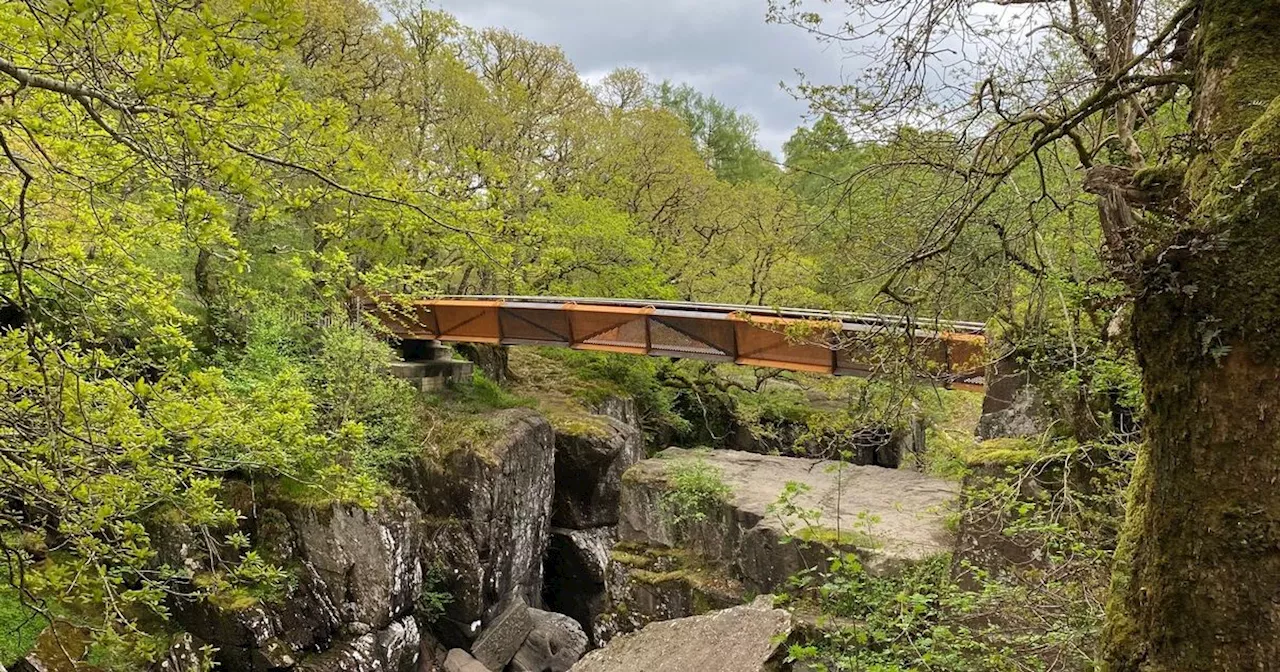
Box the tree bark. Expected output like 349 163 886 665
1102 2 1280 669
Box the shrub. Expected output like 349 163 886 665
226 308 425 478
780 441 1132 671
309 325 421 473
660 458 732 527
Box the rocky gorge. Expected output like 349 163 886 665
10 375 1018 672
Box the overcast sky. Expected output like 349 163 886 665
435 0 860 157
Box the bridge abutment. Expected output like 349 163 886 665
389 339 474 392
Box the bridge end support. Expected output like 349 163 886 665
389 339 474 392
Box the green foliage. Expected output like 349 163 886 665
659 458 733 527
657 81 777 183
0 0 1150 663
768 481 883 550
227 308 425 476
0 327 380 665
518 348 690 438
782 441 1132 671
311 326 423 472
785 554 1016 672
430 370 535 413
0 565 44 663
415 562 454 625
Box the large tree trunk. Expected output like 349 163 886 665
1102 2 1280 669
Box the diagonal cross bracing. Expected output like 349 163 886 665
362 294 987 390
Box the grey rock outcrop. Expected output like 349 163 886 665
597 544 744 641
540 398 646 648
295 617 420 672
174 496 425 672
510 610 588 672
571 596 791 672
589 396 640 429
552 419 644 529
152 633 215 672
620 448 959 589
404 409 555 641
975 359 1052 440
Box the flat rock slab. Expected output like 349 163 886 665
443 649 491 672
620 448 959 586
570 596 790 672
470 599 534 670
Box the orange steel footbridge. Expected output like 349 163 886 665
362 295 987 390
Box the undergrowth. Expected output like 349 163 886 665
781 439 1133 671
0 564 45 663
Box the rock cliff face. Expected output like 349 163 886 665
127 391 956 672
154 405 569 672
543 528 614 645
175 496 426 672
974 359 1053 440
403 408 556 642
551 417 644 529
541 402 648 648
589 396 641 430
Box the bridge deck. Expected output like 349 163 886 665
362 295 986 390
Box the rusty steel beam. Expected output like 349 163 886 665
361 294 987 390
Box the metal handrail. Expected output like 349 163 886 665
421 295 988 335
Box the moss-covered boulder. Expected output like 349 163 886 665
552 416 645 529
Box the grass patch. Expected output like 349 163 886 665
0 569 45 664
438 370 535 412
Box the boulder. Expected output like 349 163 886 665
416 632 449 672
620 448 958 589
283 498 423 629
9 622 89 672
552 417 644 529
294 616 419 672
975 359 1051 440
570 596 791 672
589 396 640 430
441 650 489 672
542 528 613 645
510 610 588 672
404 409 555 638
470 598 535 671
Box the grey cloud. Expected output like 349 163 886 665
435 0 860 156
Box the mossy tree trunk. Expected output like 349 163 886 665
1102 2 1280 669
